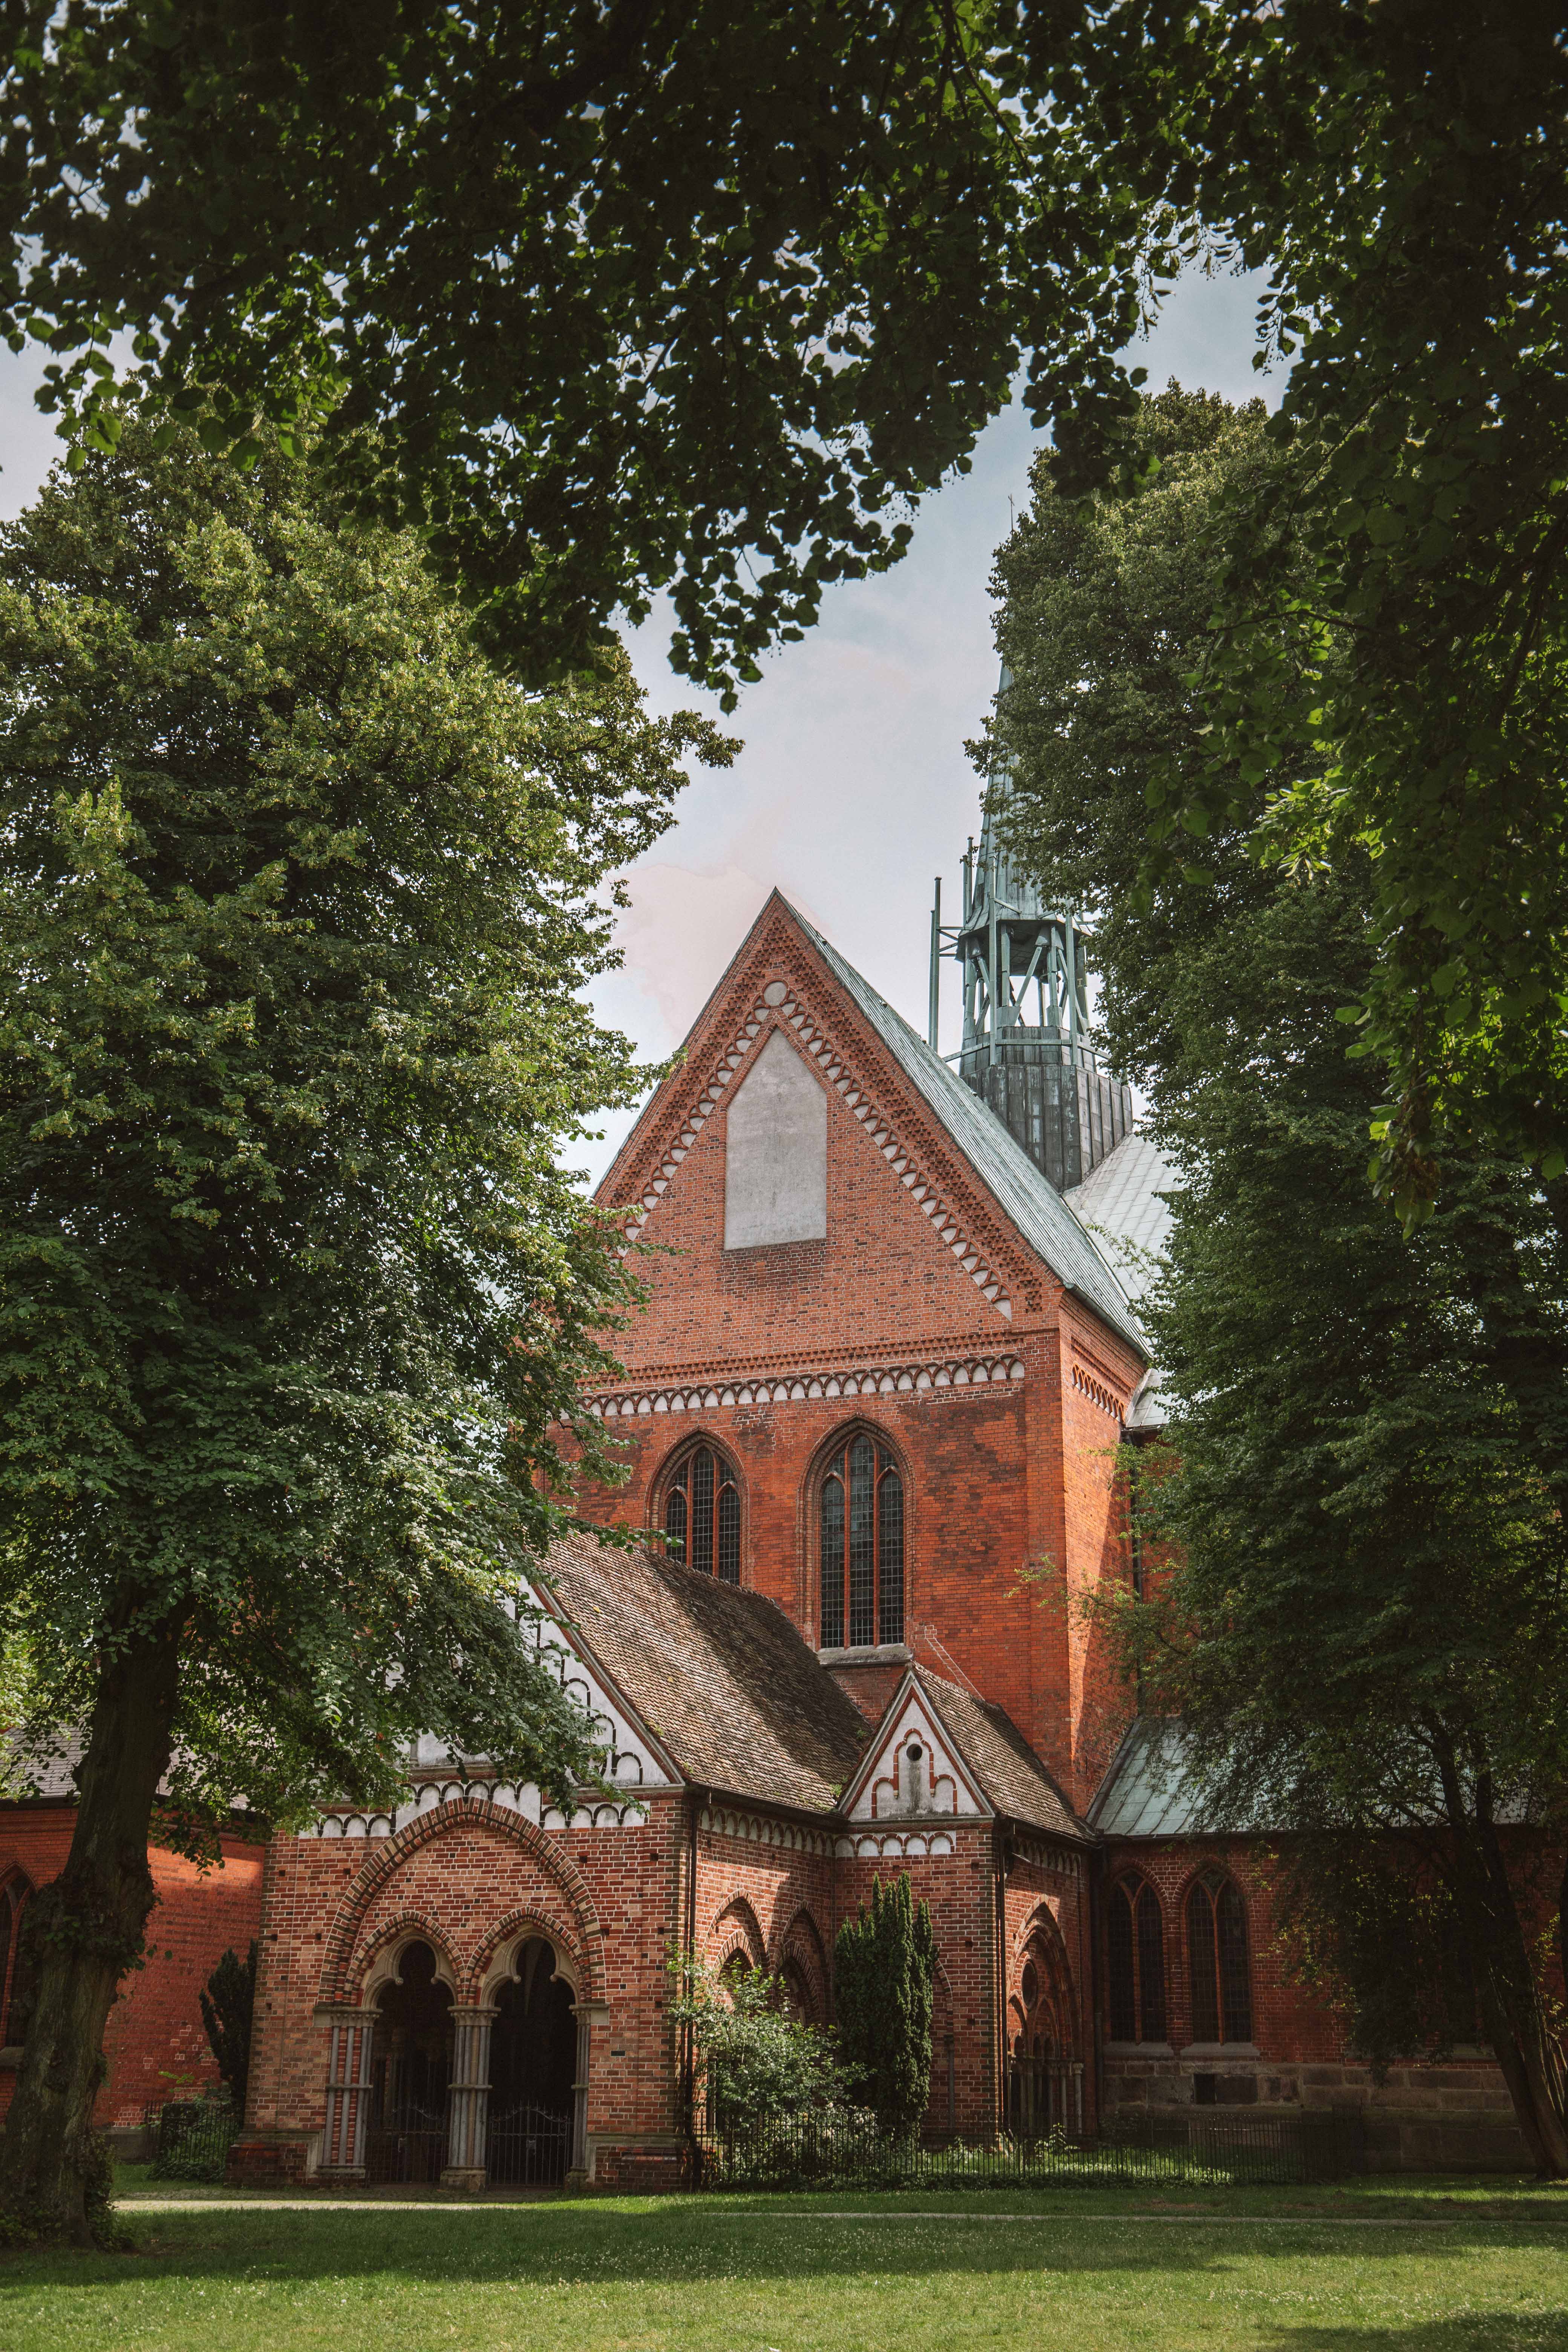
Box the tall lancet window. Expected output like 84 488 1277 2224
663 1444 741 1583
819 1433 903 1648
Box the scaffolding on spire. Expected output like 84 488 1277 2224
928 668 1132 1195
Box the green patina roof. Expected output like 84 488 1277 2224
1087 1717 1205 1838
787 899 1146 1356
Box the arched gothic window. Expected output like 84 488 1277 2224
664 1444 741 1583
0 1873 36 2047
819 1432 903 1649
1186 1869 1251 2045
1106 1873 1167 2044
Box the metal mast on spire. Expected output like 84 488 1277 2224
927 666 1133 1194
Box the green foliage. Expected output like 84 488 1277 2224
833 1874 937 2139
0 4 1150 701
0 2130 129 2250
1037 3 1568 1211
668 1954 849 2129
988 384 1568 2170
1271 1842 1484 2079
199 1945 256 2118
0 420 735 1839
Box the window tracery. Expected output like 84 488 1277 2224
663 1443 741 1583
819 1431 903 1648
1185 1869 1251 2045
1107 1872 1167 2044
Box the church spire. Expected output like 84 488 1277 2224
927 665 1133 1194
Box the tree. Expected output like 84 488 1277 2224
9 11 1568 1171
0 2 1149 700
1034 1 1568 1212
0 423 733 2238
834 1874 937 2138
984 386 1568 2173
668 1955 848 2131
199 1943 257 2118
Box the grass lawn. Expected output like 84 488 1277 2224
0 2170 1564 2351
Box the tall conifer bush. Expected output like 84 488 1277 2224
833 1875 936 2138
199 1944 257 2118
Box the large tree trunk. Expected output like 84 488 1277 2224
0 1607 181 2240
1436 1744 1568 2177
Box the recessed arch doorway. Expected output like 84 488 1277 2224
487 1934 577 2184
365 1939 453 2183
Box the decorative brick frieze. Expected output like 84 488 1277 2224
588 1354 1027 1419
698 1805 834 1857
300 1779 651 1840
1070 1362 1125 1421
835 1828 958 1858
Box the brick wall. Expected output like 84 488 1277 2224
1099 1835 1528 2169
0 1803 265 2128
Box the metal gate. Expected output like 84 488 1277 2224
486 2101 572 2187
364 2099 448 2184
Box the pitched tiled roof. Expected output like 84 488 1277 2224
539 1532 869 1815
786 901 1145 1356
915 1670 1090 1844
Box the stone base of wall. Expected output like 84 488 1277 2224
1102 2050 1527 2172
227 2132 315 2188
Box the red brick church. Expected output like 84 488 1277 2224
0 844 1524 2178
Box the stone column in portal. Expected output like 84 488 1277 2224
316 2004 378 2181
565 2000 611 2188
441 2003 497 2190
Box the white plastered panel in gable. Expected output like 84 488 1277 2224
525 1608 678 1792
723 1026 828 1249
850 1694 986 1823
619 979 1012 1316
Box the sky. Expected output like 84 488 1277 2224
0 266 1272 1189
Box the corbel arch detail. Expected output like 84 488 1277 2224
356 1916 461 2005
472 1910 585 2006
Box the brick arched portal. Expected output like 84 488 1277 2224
315 1796 608 2188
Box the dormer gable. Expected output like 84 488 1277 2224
521 1580 684 1804
840 1671 991 1827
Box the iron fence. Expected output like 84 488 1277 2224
692 2105 1362 2192
486 2102 573 2187
146 2097 239 2183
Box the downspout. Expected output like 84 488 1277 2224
994 1825 1009 2135
681 1785 703 2178
1088 1843 1105 2138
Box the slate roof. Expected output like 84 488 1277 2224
1 1728 81 1801
1063 1132 1177 1302
539 1531 869 1816
1088 1717 1210 1837
786 901 1145 1356
914 1669 1090 1845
